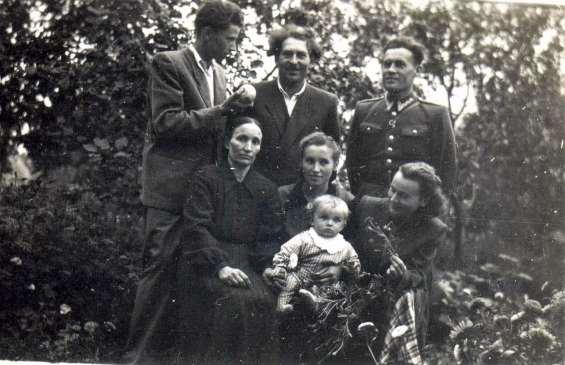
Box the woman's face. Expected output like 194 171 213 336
302 144 336 188
226 122 262 168
387 171 426 217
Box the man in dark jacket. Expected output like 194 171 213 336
346 36 457 197
126 1 247 363
253 24 340 186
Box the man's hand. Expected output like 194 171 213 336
312 265 342 285
262 267 286 290
218 266 251 288
222 85 255 115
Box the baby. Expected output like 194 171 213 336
271 195 361 313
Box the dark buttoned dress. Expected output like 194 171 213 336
175 165 283 364
346 96 457 197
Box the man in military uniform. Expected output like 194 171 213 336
346 36 457 197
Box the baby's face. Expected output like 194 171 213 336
312 205 347 238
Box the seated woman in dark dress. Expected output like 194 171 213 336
176 116 283 364
350 161 448 363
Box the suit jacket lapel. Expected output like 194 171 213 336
184 48 211 107
213 64 226 105
282 85 313 150
263 81 288 138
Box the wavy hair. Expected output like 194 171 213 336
267 24 322 62
399 162 447 217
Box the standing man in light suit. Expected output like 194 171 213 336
126 1 248 363
346 36 457 198
253 24 340 186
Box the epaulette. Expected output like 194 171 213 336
357 96 384 105
417 97 443 107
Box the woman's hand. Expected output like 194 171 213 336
387 255 407 279
218 266 251 288
313 265 342 285
262 268 286 290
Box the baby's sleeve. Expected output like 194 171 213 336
272 232 306 272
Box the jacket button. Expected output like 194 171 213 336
388 135 395 141
387 147 393 152
386 158 392 165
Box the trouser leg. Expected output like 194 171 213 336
124 207 183 365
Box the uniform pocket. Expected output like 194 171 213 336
399 125 430 158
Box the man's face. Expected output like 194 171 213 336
381 48 418 94
276 37 311 87
206 24 240 63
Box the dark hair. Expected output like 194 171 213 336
267 24 322 62
399 162 447 217
195 0 243 35
383 36 427 66
224 115 263 144
298 131 341 164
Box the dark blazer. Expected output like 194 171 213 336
346 96 457 196
141 48 227 213
253 80 340 186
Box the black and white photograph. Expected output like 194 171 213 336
1 0 564 364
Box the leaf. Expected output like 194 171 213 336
83 144 98 153
114 136 129 150
59 303 72 315
93 137 111 150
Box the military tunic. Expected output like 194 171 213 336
346 95 457 197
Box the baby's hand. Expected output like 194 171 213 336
288 253 299 270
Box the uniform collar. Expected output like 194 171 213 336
385 92 417 113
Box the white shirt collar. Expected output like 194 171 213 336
277 78 307 116
308 227 346 254
189 45 215 105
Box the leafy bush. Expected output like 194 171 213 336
430 253 564 364
0 164 143 361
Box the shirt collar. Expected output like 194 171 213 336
277 78 307 99
189 45 214 73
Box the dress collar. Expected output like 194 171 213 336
308 228 346 254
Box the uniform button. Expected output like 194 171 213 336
386 158 392 165
388 135 395 141
366 127 371 131
387 147 393 152
412 129 418 134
